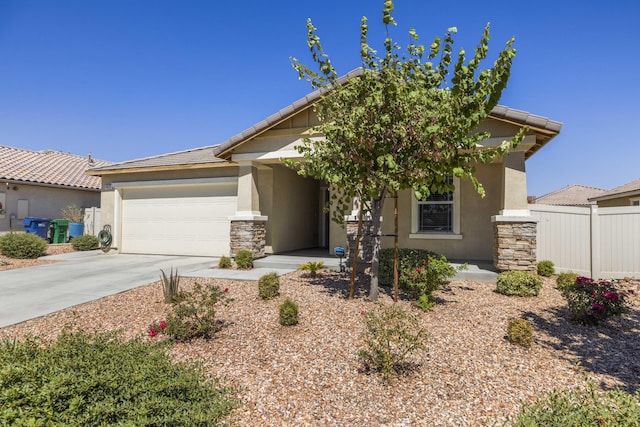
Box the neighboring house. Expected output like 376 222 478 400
533 184 607 206
0 145 111 232
589 178 640 207
88 70 562 271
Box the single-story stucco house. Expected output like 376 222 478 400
589 178 640 207
87 70 562 271
0 146 111 233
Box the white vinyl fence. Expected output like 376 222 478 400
530 204 640 279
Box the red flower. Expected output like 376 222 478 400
360 311 366 315
224 287 229 292
147 326 157 337
423 260 428 265
416 267 421 273
159 321 167 329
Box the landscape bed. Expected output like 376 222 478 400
1 269 638 426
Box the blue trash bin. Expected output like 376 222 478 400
23 217 52 240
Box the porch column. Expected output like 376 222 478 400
230 161 267 258
491 151 538 272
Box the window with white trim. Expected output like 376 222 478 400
410 176 461 239
631 197 640 206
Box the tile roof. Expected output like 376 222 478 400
87 145 225 173
0 145 111 190
589 178 640 201
534 184 607 206
89 68 563 174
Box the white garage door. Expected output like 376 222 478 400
120 183 237 256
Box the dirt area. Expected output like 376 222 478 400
1 271 638 426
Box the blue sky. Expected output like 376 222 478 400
1 1 638 197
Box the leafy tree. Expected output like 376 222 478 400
289 0 524 300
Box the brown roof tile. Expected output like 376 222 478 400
589 178 640 201
534 184 607 206
0 145 111 190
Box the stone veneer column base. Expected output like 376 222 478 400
492 216 538 272
346 218 374 269
230 220 266 259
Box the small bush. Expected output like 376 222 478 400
0 330 237 426
235 250 253 269
300 261 325 277
258 272 280 300
163 283 233 341
561 276 631 325
279 298 299 326
506 319 533 348
218 255 232 269
537 260 555 277
160 267 180 303
556 272 578 291
0 232 47 259
504 381 640 426
358 303 429 381
379 248 440 286
496 271 543 297
401 255 458 300
70 234 99 251
414 293 436 312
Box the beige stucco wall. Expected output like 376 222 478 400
0 184 100 232
596 197 636 207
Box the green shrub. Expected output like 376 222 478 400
506 319 533 348
0 232 47 259
504 381 640 426
218 255 232 269
496 271 543 297
258 272 280 300
537 260 555 277
234 250 253 269
561 276 631 325
358 303 429 381
279 298 299 326
0 330 237 426
414 293 436 312
556 272 578 291
70 234 99 251
163 283 233 341
300 261 325 277
379 248 440 286
401 255 458 299
160 267 180 303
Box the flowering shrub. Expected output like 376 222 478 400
561 276 630 325
401 255 458 300
147 320 167 337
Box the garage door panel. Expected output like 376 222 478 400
120 184 237 256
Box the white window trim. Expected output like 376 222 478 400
410 176 462 240
630 197 640 206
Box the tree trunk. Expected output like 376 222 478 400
368 191 386 301
349 208 364 299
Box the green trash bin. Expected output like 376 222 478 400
50 219 69 244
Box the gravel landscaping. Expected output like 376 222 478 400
1 268 638 426
0 243 75 271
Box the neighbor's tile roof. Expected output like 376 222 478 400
589 178 640 201
0 145 111 190
534 184 607 206
87 145 225 173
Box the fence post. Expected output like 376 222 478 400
590 205 600 279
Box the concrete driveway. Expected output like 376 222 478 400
0 251 218 328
